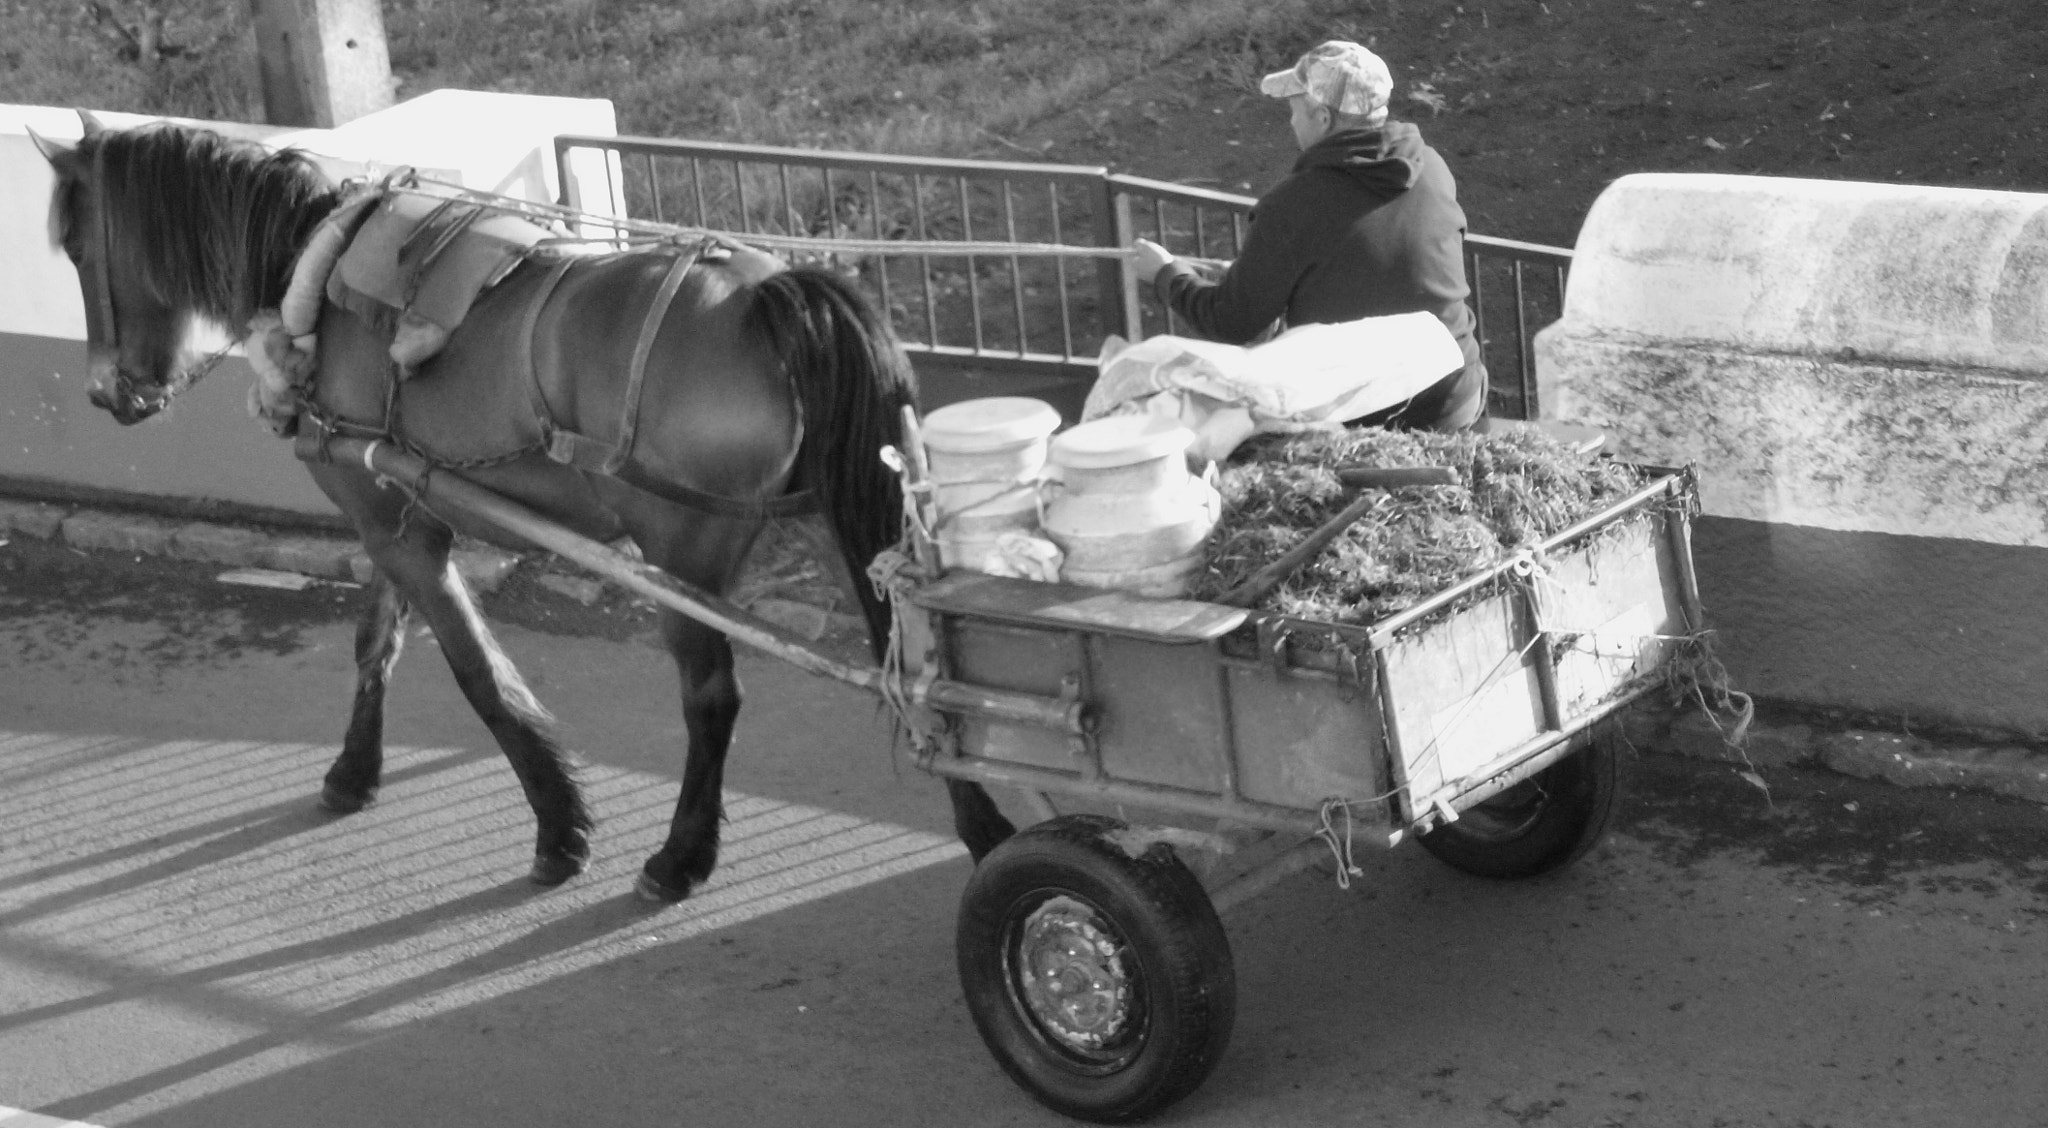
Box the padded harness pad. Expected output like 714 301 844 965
328 192 553 371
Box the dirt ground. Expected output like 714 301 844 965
1009 0 2047 249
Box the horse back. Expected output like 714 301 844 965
322 240 800 506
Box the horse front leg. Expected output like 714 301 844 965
320 569 410 813
371 534 594 886
637 609 740 903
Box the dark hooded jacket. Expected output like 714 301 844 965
1153 122 1485 430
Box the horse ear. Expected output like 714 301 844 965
25 124 72 165
77 108 107 138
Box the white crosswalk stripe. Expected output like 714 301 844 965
0 729 966 1120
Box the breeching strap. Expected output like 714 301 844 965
612 242 700 474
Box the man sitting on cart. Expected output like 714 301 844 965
1131 40 1488 433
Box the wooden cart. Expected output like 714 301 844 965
321 433 1703 1124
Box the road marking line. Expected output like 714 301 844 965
0 1107 108 1128
0 728 967 1040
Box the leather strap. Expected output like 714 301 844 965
609 242 702 474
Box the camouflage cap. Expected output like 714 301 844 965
1259 40 1393 117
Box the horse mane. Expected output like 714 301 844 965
81 122 341 329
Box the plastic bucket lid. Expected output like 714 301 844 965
920 397 1062 454
1050 413 1195 470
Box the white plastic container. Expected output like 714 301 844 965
1041 414 1221 597
919 397 1063 573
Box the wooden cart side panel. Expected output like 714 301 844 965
1544 516 1684 716
945 618 1077 773
1381 594 1547 806
1226 664 1391 812
1087 635 1235 792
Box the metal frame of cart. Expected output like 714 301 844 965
317 431 1703 1123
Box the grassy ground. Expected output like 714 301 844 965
0 0 1345 153
4 0 2040 250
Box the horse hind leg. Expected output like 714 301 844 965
637 608 740 903
319 568 410 813
370 530 595 885
946 778 1016 862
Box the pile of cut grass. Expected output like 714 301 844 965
1190 427 1647 625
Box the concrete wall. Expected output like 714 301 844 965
0 91 623 520
1537 172 2048 737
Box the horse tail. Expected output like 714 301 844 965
744 265 918 662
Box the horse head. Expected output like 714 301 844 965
31 110 210 425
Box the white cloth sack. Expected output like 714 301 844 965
1083 312 1464 462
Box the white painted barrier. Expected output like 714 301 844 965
1536 172 2048 734
1536 172 2048 546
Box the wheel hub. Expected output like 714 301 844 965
1016 895 1131 1051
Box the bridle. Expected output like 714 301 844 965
81 142 235 418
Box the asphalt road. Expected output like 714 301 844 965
1 538 2044 1128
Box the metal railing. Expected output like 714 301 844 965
555 134 1572 419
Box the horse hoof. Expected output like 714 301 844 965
634 870 691 904
318 784 377 814
529 851 589 887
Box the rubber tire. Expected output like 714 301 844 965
1415 727 1621 879
957 814 1236 1124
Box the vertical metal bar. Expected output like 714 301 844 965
1151 195 1176 335
1212 651 1243 804
1522 572 1565 736
1071 631 1102 783
820 167 838 270
1373 648 1420 827
553 137 572 208
1003 181 1026 356
732 159 750 232
959 175 983 353
645 151 664 224
1192 206 1208 260
1514 259 1535 421
778 162 796 238
914 174 939 346
1112 189 1142 343
1094 174 1128 342
689 157 708 228
1466 246 1489 414
1051 182 1076 360
602 143 625 236
869 170 893 327
1667 476 1707 637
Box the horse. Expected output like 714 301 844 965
30 110 1015 900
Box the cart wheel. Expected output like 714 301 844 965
1416 726 1621 879
957 814 1236 1124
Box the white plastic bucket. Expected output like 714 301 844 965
919 397 1062 514
1042 414 1219 596
920 397 1062 575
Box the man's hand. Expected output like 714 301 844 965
1130 237 1175 282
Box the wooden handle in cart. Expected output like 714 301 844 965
1215 464 1461 609
1334 464 1460 491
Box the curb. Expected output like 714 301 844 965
4 496 520 595
1621 700 2048 808
0 496 868 642
5 498 2045 808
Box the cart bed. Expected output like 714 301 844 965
890 467 1701 838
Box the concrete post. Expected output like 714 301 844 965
247 0 394 128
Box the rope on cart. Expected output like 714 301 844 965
1315 799 1366 889
866 548 923 735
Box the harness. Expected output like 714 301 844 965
266 175 815 521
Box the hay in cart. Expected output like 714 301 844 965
1188 426 1655 625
